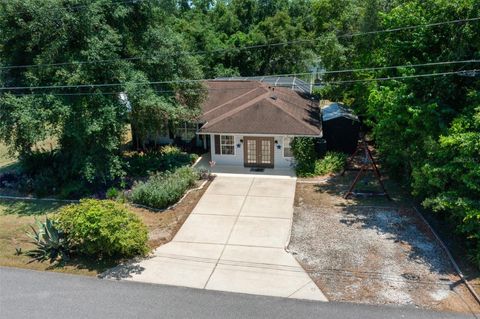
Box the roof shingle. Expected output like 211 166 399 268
199 81 322 136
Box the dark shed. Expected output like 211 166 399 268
321 102 360 154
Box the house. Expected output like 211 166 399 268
197 80 322 169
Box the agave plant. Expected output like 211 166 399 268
25 217 69 264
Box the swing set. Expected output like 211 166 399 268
341 133 391 200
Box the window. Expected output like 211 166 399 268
220 135 235 155
283 136 293 158
261 140 271 163
247 140 256 163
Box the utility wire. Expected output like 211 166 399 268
5 69 477 96
68 0 147 10
0 17 479 71
338 17 480 37
1 62 478 91
326 69 479 84
239 59 480 76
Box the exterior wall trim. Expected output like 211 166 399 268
198 132 321 138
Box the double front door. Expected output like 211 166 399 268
243 136 274 168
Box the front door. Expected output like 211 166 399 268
244 137 274 168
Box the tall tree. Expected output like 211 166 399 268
0 0 204 191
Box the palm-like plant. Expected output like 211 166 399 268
25 217 69 264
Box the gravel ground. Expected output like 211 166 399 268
289 181 480 315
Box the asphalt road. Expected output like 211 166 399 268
0 267 476 319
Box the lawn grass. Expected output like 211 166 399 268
0 138 58 174
0 142 19 173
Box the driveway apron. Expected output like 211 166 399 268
120 175 327 301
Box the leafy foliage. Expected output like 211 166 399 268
19 150 90 198
291 137 317 177
56 199 149 258
124 145 198 177
411 100 480 266
0 0 205 188
130 166 199 209
106 187 119 200
348 1 480 265
314 152 347 176
25 217 69 264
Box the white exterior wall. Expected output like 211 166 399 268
209 134 295 168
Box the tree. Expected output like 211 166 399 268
0 0 204 191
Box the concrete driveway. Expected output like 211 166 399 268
106 175 326 301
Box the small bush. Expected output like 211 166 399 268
160 145 182 155
25 217 70 264
106 187 119 200
314 152 347 176
58 180 90 199
56 199 149 258
291 137 317 177
130 166 199 209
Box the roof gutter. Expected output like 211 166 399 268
196 131 322 138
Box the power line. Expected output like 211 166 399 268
243 59 480 76
68 0 147 10
338 16 480 37
326 69 479 84
1 60 479 91
1 17 479 71
5 69 477 96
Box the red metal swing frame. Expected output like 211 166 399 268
341 135 391 200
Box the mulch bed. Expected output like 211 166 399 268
128 180 211 249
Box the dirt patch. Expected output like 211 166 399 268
289 178 480 314
128 180 210 249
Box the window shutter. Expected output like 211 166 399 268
214 135 220 154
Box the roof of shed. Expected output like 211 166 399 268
321 102 359 122
198 81 322 136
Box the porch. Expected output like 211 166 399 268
193 153 296 178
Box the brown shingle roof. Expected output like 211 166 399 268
198 81 322 136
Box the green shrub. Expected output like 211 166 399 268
58 180 90 199
291 137 317 177
124 146 198 177
410 106 480 268
56 199 149 258
314 152 347 176
20 150 91 198
106 187 119 200
130 166 199 209
160 145 182 155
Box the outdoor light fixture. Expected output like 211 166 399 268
277 145 281 150
237 144 241 148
